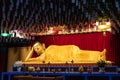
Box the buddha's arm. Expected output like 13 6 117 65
25 52 45 62
25 57 39 62
25 48 34 61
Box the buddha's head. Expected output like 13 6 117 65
33 42 45 55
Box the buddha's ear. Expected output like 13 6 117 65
42 43 46 50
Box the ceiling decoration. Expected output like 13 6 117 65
0 0 120 34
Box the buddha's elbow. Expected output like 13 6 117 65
25 58 28 62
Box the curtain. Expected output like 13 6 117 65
35 32 120 66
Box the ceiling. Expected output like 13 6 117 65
0 0 120 34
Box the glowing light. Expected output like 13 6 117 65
99 25 106 29
106 22 111 26
1 33 11 37
95 21 99 26
96 20 111 31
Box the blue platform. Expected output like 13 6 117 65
2 66 120 80
2 72 120 80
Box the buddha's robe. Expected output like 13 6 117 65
37 45 106 63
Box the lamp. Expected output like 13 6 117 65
96 18 111 31
0 32 11 37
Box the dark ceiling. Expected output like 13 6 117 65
0 0 120 34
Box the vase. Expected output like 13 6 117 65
99 67 105 73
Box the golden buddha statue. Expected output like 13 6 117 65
24 42 107 64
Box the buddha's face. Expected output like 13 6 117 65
33 42 44 55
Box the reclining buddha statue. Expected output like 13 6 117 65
23 42 108 64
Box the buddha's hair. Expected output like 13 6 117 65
33 42 41 47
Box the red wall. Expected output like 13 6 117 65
35 32 120 66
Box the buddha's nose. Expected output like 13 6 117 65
37 48 40 50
